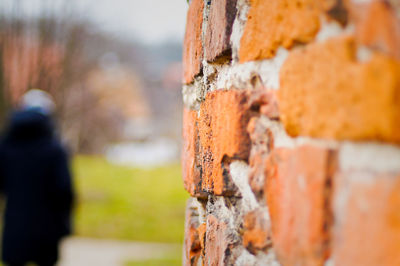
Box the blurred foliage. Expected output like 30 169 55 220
72 155 188 243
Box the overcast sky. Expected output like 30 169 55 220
77 0 188 44
1 0 188 44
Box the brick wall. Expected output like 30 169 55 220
181 0 400 265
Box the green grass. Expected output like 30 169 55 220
72 155 188 243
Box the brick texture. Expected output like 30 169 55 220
198 90 255 195
333 171 400 266
182 0 204 84
353 0 400 59
247 116 274 197
182 108 205 197
183 199 202 265
265 146 336 266
181 0 400 265
204 0 237 62
204 215 239 265
243 208 272 254
239 0 321 62
279 36 400 143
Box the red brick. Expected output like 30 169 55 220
183 0 204 84
243 208 272 254
239 0 321 62
332 171 400 266
265 145 336 266
279 36 400 143
204 0 237 62
198 90 255 195
353 0 400 59
183 199 202 266
182 108 205 197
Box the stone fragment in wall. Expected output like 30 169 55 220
183 0 204 84
239 0 322 62
351 0 400 59
332 170 400 266
198 90 256 195
183 198 203 266
279 36 400 143
243 207 272 254
182 108 206 198
265 145 337 266
247 116 274 198
204 214 240 265
204 0 237 62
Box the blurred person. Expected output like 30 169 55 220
0 90 74 266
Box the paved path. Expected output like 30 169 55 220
58 237 181 266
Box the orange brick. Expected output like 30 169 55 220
239 0 321 62
243 208 272 254
199 90 254 195
182 108 205 197
353 0 400 59
332 171 400 266
265 145 336 266
279 36 400 143
183 199 202 266
182 0 204 84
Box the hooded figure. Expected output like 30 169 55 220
0 90 74 266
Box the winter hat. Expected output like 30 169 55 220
21 89 56 115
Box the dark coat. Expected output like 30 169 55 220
0 110 74 264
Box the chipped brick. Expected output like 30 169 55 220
183 199 202 266
204 0 237 62
182 108 205 198
199 90 255 195
183 0 204 84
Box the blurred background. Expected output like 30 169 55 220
0 0 188 265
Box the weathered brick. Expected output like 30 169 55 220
204 214 239 265
243 208 272 254
353 0 400 59
265 145 336 266
182 108 205 197
332 171 400 266
197 222 206 254
279 36 400 143
204 0 237 62
183 0 204 84
183 199 202 266
239 0 321 62
243 90 279 198
247 116 274 197
199 90 255 195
